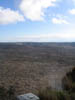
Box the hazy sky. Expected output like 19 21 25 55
0 0 75 42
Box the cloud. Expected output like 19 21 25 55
0 7 25 25
19 0 57 21
52 17 69 24
73 0 75 3
69 9 75 15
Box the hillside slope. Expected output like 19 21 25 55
0 43 75 94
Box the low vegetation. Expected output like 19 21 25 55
0 85 17 100
62 67 75 93
38 88 71 100
38 67 75 100
0 68 75 100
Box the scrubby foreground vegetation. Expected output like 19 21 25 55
0 85 17 100
0 67 75 100
38 67 75 100
63 67 75 93
38 89 71 100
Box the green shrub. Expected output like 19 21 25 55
0 86 8 100
62 67 75 93
38 67 75 100
56 91 71 100
38 88 71 100
0 85 17 100
70 93 75 100
38 88 58 100
62 76 73 92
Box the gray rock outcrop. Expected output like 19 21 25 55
17 93 40 100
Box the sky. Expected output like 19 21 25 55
0 0 75 42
